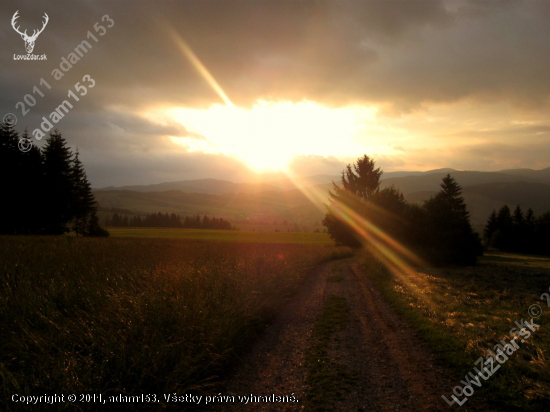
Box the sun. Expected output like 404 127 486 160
166 100 360 172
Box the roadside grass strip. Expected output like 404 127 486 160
305 294 355 411
360 249 550 411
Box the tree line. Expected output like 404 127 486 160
106 212 234 230
484 205 550 254
0 124 108 236
323 155 483 265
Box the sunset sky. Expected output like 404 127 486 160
1 0 549 187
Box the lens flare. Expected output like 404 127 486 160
285 170 432 296
167 28 234 108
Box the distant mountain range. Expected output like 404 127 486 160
94 167 550 228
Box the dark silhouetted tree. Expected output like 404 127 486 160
420 175 481 265
42 130 74 234
71 150 97 235
484 210 498 245
323 155 382 247
86 211 110 237
492 205 513 250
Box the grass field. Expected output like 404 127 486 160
0 236 350 411
362 249 550 411
107 227 333 244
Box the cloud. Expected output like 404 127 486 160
3 0 549 111
2 0 550 186
287 155 346 177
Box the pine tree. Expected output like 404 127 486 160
497 205 512 228
86 211 110 237
534 212 550 254
15 129 44 234
70 150 97 235
512 205 524 225
0 123 23 234
42 130 74 234
493 205 513 250
111 213 121 226
323 155 382 247
437 174 469 219
422 175 481 265
484 210 498 244
526 208 535 227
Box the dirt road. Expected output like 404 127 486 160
214 259 493 411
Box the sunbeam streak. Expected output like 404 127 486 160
167 28 234 107
286 170 425 283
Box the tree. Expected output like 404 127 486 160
111 213 122 226
422 175 481 265
535 212 550 254
526 208 535 227
337 155 382 200
437 174 469 220
370 185 408 240
323 155 382 247
484 210 498 245
42 130 74 234
15 129 44 234
513 205 524 225
492 205 513 250
86 211 110 237
496 205 512 228
71 150 97 235
0 124 43 234
0 127 107 237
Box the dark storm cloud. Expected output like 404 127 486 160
1 0 549 185
4 0 547 110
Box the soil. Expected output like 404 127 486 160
212 259 496 411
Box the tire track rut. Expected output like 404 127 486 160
214 259 495 411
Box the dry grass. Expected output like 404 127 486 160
362 249 550 411
0 236 350 411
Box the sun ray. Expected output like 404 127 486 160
283 169 440 313
167 28 234 108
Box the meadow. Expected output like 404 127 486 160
362 249 550 411
107 227 333 245
0 236 349 411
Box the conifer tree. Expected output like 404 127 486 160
0 124 25 233
512 205 524 225
71 150 97 235
86 211 110 237
323 155 382 247
42 130 74 234
484 210 498 244
422 175 481 265
437 174 469 219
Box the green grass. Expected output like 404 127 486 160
361 248 550 411
107 227 333 244
0 236 348 411
305 295 354 411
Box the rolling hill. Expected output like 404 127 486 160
94 167 550 229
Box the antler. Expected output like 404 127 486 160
29 13 49 40
11 10 28 38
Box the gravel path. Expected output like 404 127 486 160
212 259 495 411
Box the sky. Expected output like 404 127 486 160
1 0 549 187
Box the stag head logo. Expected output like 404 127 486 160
12 10 49 54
